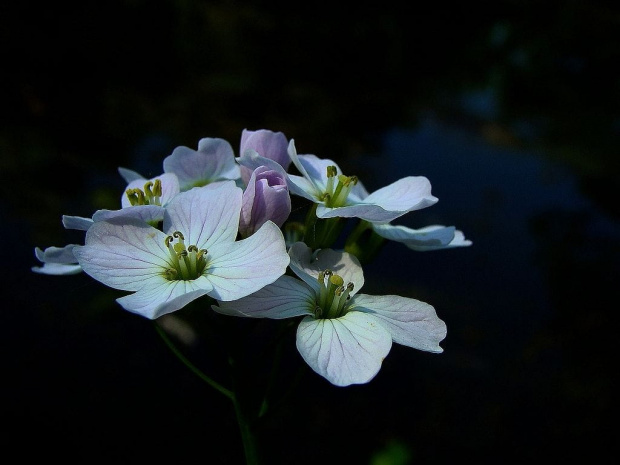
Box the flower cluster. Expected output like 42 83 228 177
33 128 471 386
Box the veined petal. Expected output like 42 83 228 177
62 215 94 231
163 181 241 249
204 221 289 301
351 294 447 353
372 224 472 251
212 275 315 319
163 138 240 190
288 242 364 296
296 312 392 387
73 218 171 291
116 277 213 319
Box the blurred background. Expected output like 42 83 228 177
2 1 617 463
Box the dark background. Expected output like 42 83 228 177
2 1 617 463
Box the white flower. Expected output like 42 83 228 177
213 242 446 387
285 140 438 223
73 181 289 319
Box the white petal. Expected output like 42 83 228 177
316 203 402 222
286 174 322 201
92 205 165 225
296 312 392 387
204 221 289 301
296 154 340 188
118 167 144 183
212 275 315 319
73 218 171 291
364 176 437 210
372 223 472 251
351 294 447 353
163 181 241 249
116 278 212 319
288 242 364 296
35 244 78 264
32 263 82 275
62 215 94 231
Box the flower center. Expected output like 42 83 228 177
126 179 163 206
162 231 208 281
313 269 354 319
321 166 358 208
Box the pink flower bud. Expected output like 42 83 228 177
239 166 291 237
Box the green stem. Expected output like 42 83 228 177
232 393 261 465
153 322 233 400
229 355 262 465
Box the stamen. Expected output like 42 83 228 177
162 233 208 281
124 180 164 206
314 270 354 319
321 167 358 208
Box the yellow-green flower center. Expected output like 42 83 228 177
126 179 163 206
162 231 208 281
313 269 354 319
320 166 358 208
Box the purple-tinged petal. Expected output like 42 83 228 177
239 129 290 183
204 221 289 301
296 312 392 387
163 138 240 190
372 224 472 251
351 294 447 353
73 218 171 291
116 277 213 319
212 275 315 319
163 181 241 249
288 242 364 295
239 166 291 237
